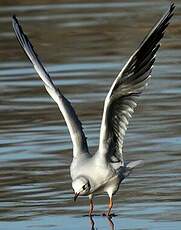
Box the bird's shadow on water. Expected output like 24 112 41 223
79 215 116 230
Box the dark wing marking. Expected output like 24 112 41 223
98 3 175 164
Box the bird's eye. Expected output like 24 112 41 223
82 185 86 190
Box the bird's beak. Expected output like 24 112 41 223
74 192 80 202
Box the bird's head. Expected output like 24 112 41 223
72 176 91 202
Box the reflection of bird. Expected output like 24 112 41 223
12 3 175 216
89 215 115 230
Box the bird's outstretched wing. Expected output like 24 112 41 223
12 16 89 157
98 3 175 164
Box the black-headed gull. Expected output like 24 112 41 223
12 2 175 216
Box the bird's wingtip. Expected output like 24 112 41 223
12 14 17 22
169 1 176 11
12 14 19 29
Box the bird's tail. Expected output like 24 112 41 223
122 160 144 178
126 160 144 169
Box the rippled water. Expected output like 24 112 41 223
0 0 181 229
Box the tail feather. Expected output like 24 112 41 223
126 160 144 169
121 160 143 178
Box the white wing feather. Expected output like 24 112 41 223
12 16 89 157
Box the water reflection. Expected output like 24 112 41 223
89 216 96 230
89 216 115 230
0 0 181 229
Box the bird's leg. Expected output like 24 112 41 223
107 196 113 216
102 195 114 217
89 194 94 216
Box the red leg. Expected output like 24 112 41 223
102 196 113 217
107 196 113 216
89 195 94 216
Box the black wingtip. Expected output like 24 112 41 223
12 14 16 19
12 15 23 33
12 14 18 23
12 14 19 30
169 1 176 13
170 1 175 8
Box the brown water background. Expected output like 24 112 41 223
0 0 181 229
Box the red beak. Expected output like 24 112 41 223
74 192 80 202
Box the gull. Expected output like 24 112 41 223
12 3 175 217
